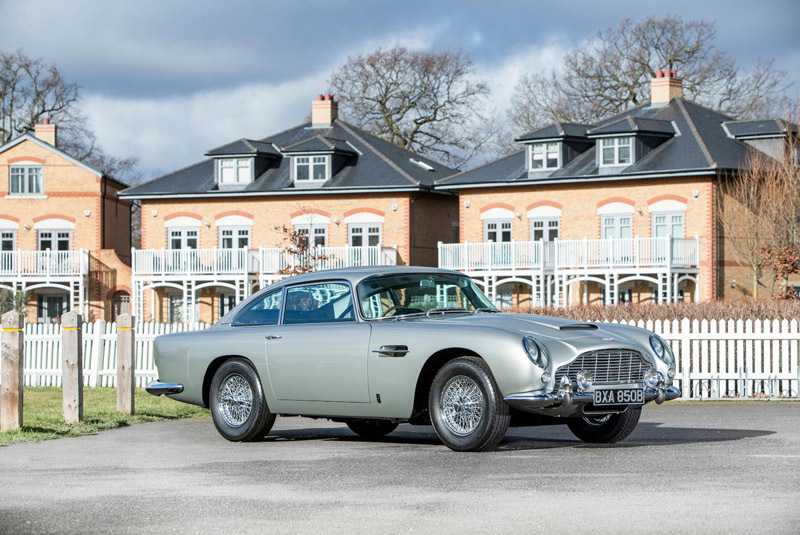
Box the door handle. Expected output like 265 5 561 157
372 345 409 357
265 335 282 340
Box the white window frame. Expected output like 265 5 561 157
599 136 633 166
37 292 68 324
218 226 251 249
529 142 560 170
38 230 72 251
348 224 381 247
293 155 330 182
219 292 236 318
294 224 328 247
602 215 633 239
530 218 560 241
652 212 685 238
8 164 44 195
168 228 199 249
217 158 253 185
484 219 512 243
1 230 16 251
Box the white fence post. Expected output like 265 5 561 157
90 319 106 388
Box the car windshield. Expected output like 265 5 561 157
357 273 496 319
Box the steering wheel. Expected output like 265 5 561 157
382 305 404 317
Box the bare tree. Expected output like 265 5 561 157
0 49 138 182
757 115 800 296
718 114 800 299
273 225 328 276
511 15 792 131
717 150 774 298
330 46 495 168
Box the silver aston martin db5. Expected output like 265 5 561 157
147 266 680 451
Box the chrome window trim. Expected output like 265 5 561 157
277 279 360 325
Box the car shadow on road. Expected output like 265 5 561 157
500 422 776 451
263 422 775 450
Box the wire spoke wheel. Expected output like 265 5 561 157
218 373 253 428
440 375 484 436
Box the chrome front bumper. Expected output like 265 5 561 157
505 385 681 411
145 380 184 396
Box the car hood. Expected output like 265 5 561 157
403 312 653 364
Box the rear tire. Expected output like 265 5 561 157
346 419 399 438
209 358 276 442
566 407 641 443
428 357 510 452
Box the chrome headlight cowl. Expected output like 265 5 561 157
650 334 675 367
523 337 549 369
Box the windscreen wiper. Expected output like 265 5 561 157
425 307 470 316
472 307 500 314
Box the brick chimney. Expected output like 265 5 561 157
311 94 338 127
650 69 683 105
34 118 57 146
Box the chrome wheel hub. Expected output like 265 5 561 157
441 375 484 436
218 373 253 428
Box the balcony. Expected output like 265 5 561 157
132 246 399 278
439 237 699 273
0 250 88 278
132 248 255 277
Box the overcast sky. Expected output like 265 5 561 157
2 0 798 179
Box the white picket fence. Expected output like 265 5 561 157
3 318 799 398
18 321 209 389
618 318 799 398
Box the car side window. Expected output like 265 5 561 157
283 282 355 324
232 289 282 326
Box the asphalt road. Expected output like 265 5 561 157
1 402 798 535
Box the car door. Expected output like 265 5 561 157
263 281 372 403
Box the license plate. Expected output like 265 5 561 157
593 388 644 406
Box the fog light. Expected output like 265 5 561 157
576 370 593 391
541 372 551 383
644 368 660 388
667 368 676 379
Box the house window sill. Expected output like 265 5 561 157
5 194 48 199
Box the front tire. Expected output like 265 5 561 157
209 358 276 442
567 407 641 443
428 357 510 452
346 419 399 438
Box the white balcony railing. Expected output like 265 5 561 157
438 237 699 272
0 250 88 277
260 245 397 275
438 241 551 272
132 248 253 276
132 246 398 277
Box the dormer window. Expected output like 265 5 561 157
294 155 330 182
217 158 252 185
530 143 560 170
600 137 633 166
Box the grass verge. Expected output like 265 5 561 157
0 387 209 446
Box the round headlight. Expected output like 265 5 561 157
576 370 593 391
523 337 548 368
649 335 664 358
650 334 675 366
644 367 660 388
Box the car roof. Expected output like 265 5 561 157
269 266 464 289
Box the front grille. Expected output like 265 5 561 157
554 349 648 385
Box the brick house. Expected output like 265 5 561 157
0 121 132 322
436 71 798 307
119 95 458 323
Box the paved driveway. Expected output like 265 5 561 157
1 402 798 534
